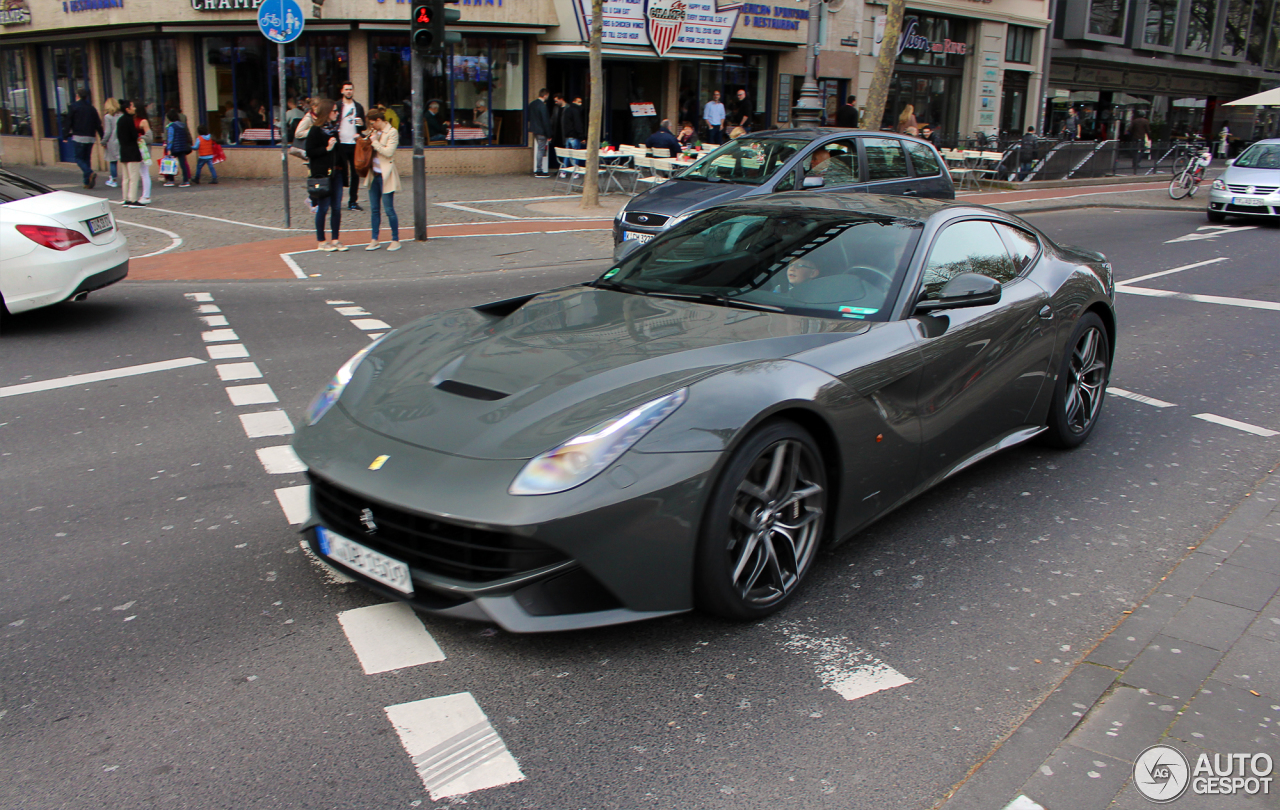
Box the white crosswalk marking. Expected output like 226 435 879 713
275 485 311 525
196 304 222 314
202 329 239 342
1193 413 1279 437
334 306 370 316
240 410 294 438
1107 387 1176 408
185 292 214 302
386 693 525 801
777 623 913 701
216 362 263 381
226 384 278 406
206 343 250 360
351 318 392 331
338 602 446 674
199 315 230 327
256 445 306 474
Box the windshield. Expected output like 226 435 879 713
0 170 53 204
673 138 808 187
597 207 922 321
1233 143 1280 169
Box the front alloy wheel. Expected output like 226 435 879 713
1044 312 1110 448
696 421 827 619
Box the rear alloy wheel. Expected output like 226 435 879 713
696 421 827 620
1043 313 1110 448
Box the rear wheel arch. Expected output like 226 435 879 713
1085 302 1116 363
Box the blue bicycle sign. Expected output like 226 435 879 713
258 0 304 44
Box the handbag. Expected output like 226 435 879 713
307 173 331 202
160 155 179 175
353 136 373 178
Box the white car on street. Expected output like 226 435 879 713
0 169 129 327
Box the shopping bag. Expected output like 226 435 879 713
160 155 179 176
211 142 227 165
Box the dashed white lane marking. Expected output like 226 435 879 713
216 361 263 381
300 540 356 583
197 304 221 314
1193 413 1279 437
1119 257 1229 286
202 329 239 342
256 445 306 474
778 624 913 701
325 299 354 304
185 292 214 302
385 693 525 801
334 306 370 316
1002 796 1047 810
239 410 295 438
199 315 230 327
226 384 278 406
1108 387 1176 408
351 318 392 331
207 343 250 360
0 357 205 398
367 333 386 340
338 602 447 674
1117 285 1280 312
275 484 312 525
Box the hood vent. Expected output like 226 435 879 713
435 379 508 401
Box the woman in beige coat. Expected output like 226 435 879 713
361 107 402 250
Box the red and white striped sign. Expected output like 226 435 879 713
646 0 687 56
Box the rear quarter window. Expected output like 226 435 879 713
904 141 941 177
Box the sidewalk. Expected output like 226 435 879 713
940 464 1280 810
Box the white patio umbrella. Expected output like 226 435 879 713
1223 87 1280 106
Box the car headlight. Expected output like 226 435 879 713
1211 178 1226 190
305 337 386 426
509 388 688 495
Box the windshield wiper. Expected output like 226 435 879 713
643 291 784 313
589 279 647 295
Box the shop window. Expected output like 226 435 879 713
1220 0 1253 58
39 44 88 141
0 47 33 136
1088 0 1126 37
897 16 967 68
368 36 524 147
1142 0 1178 48
1246 0 1275 67
862 138 909 182
678 54 769 138
202 34 349 145
102 39 178 135
1184 0 1217 52
1005 26 1035 64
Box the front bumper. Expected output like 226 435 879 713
294 405 721 632
1207 187 1280 217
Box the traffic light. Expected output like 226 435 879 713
411 0 462 54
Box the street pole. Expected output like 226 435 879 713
278 41 290 228
412 48 427 241
791 0 824 126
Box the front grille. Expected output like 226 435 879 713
310 474 569 583
623 211 670 228
1227 184 1279 194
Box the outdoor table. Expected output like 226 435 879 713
237 127 280 144
446 126 487 142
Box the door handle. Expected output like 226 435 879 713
1038 305 1053 320
902 189 919 196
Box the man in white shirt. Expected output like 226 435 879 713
337 81 366 210
703 90 726 145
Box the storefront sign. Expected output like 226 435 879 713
1 0 32 26
897 17 966 57
573 0 743 57
63 0 122 11
630 102 657 116
192 0 263 10
739 3 806 30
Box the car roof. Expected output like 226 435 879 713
748 128 925 142
715 192 1012 224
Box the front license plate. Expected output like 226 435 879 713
1234 197 1266 207
624 230 654 243
316 527 414 595
86 214 113 235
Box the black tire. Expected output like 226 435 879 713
1207 209 1227 223
1043 313 1110 449
695 420 828 620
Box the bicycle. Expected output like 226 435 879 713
1169 147 1212 199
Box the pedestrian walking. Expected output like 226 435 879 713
1017 126 1038 180
1127 111 1151 171
337 81 366 210
102 98 122 187
361 108 401 252
134 102 153 203
65 88 102 189
163 109 193 187
527 88 552 177
116 100 144 206
897 104 918 135
702 90 726 144
193 125 220 184
1060 107 1081 141
835 95 859 129
306 98 346 252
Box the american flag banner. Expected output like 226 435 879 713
646 0 688 56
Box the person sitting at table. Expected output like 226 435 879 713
645 119 681 155
677 121 697 147
424 100 446 144
472 99 493 140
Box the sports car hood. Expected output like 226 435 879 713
336 287 860 460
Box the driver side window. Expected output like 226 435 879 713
803 139 858 186
921 220 1018 299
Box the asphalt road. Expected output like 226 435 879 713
2 208 1278 810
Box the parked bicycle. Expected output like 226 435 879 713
1169 147 1213 199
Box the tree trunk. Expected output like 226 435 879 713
862 0 905 133
580 0 604 209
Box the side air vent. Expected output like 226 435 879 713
435 379 508 401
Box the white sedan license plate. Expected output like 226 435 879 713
86 214 113 235
316 527 413 595
1234 197 1266 207
624 230 654 243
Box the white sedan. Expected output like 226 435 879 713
0 169 129 328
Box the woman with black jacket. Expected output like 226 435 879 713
306 98 347 251
116 100 144 206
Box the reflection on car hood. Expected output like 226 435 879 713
1220 165 1280 186
338 287 860 460
627 179 758 218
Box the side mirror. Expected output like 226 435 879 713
915 272 1002 313
802 175 825 189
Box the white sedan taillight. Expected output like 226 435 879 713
16 224 91 251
